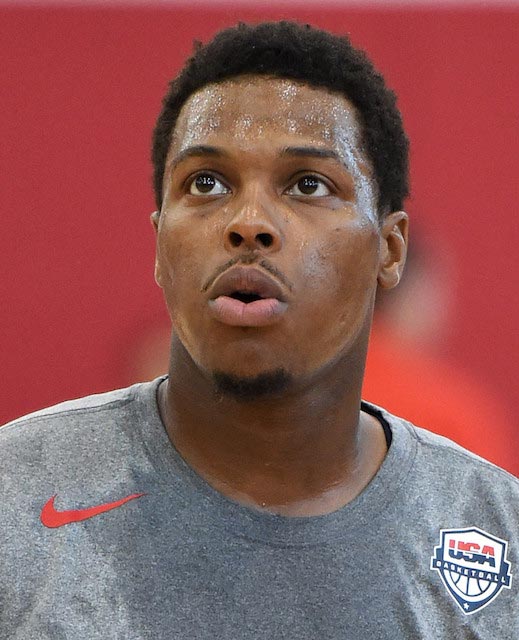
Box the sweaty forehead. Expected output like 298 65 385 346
170 77 364 151
167 76 377 222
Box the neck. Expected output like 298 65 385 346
158 334 387 517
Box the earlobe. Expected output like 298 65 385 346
150 210 160 232
377 211 408 290
150 211 163 288
154 259 164 289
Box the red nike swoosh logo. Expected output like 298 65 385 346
40 492 145 528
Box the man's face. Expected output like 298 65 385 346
154 77 392 388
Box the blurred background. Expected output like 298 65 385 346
1 0 518 474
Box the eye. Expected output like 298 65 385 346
188 173 230 196
286 175 331 197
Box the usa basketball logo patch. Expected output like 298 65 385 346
430 527 512 614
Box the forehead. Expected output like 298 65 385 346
170 76 364 151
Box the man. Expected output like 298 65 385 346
1 21 517 639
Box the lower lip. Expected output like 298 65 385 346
209 296 288 327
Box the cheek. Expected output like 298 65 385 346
156 221 202 307
300 226 379 303
282 227 379 374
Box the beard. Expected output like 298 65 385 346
212 368 292 402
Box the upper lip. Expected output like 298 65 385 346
209 266 287 302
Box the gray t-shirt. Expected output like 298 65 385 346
1 378 517 639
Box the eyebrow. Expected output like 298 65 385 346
169 145 228 169
279 146 342 162
169 144 344 171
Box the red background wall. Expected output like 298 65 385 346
1 6 517 441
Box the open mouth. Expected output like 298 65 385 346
228 291 264 304
207 266 288 327
208 265 286 303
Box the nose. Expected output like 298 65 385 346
223 190 283 253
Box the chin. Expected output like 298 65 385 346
212 368 292 402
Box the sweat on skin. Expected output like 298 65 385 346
152 76 408 516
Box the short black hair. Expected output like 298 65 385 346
152 21 409 216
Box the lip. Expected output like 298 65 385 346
207 266 289 327
209 266 287 301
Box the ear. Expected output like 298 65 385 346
377 211 408 290
150 210 160 232
150 211 163 288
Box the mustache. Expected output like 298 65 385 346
201 254 293 293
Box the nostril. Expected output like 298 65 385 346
256 233 273 248
229 232 242 247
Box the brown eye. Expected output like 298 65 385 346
286 175 331 197
298 176 319 194
189 173 229 196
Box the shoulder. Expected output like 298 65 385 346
0 379 163 471
1 385 136 441
406 417 518 487
367 401 519 507
0 378 166 511
365 404 519 572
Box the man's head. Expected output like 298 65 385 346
151 22 408 401
152 21 409 218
